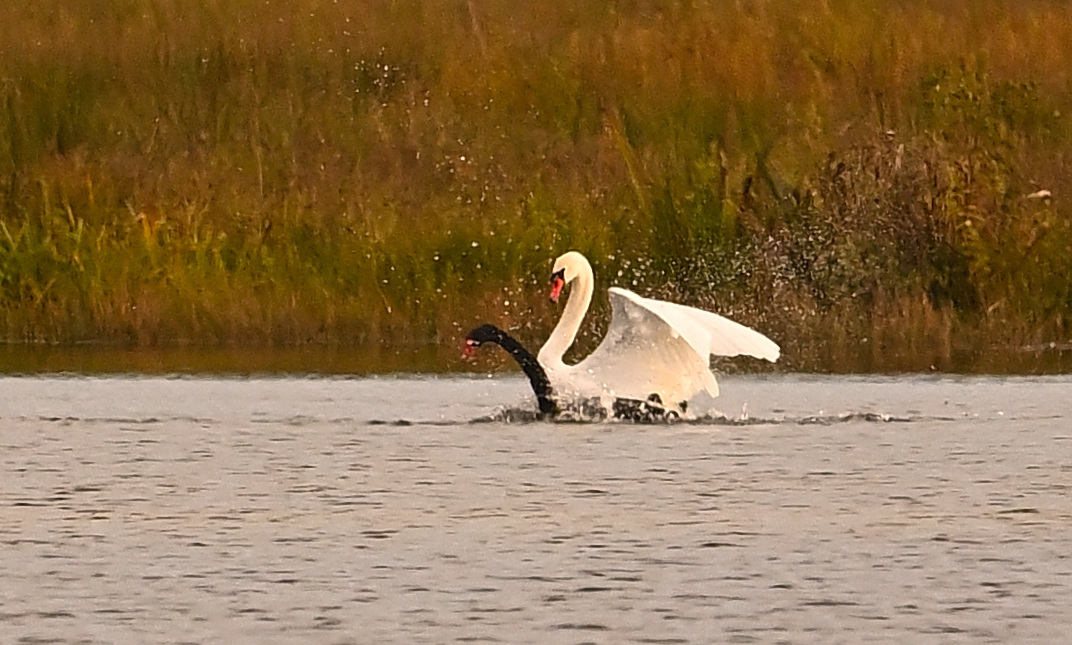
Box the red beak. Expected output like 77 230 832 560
462 341 477 359
550 276 564 303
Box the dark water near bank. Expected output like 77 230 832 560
2 374 1071 643
2 340 1071 376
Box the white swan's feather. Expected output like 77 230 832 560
568 290 722 404
608 288 781 362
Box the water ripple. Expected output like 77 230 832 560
2 375 1071 643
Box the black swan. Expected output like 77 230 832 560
464 323 679 422
464 324 557 416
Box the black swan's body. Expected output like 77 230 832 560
464 324 680 422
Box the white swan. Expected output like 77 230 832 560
536 251 780 409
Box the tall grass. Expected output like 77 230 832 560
1 0 1071 371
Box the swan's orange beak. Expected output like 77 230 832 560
550 275 565 303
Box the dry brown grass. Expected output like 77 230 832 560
1 1 1071 371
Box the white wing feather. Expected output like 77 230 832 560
549 288 779 405
608 288 781 362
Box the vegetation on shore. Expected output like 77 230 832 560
2 1 1071 372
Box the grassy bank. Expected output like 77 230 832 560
2 1 1071 372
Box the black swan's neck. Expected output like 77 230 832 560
485 327 556 415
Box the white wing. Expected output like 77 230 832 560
552 288 779 406
609 288 781 362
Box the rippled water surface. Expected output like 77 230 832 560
2 374 1071 643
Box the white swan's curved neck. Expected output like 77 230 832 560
538 262 593 368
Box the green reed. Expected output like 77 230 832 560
1 0 1071 371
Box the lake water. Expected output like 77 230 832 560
1 374 1071 643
